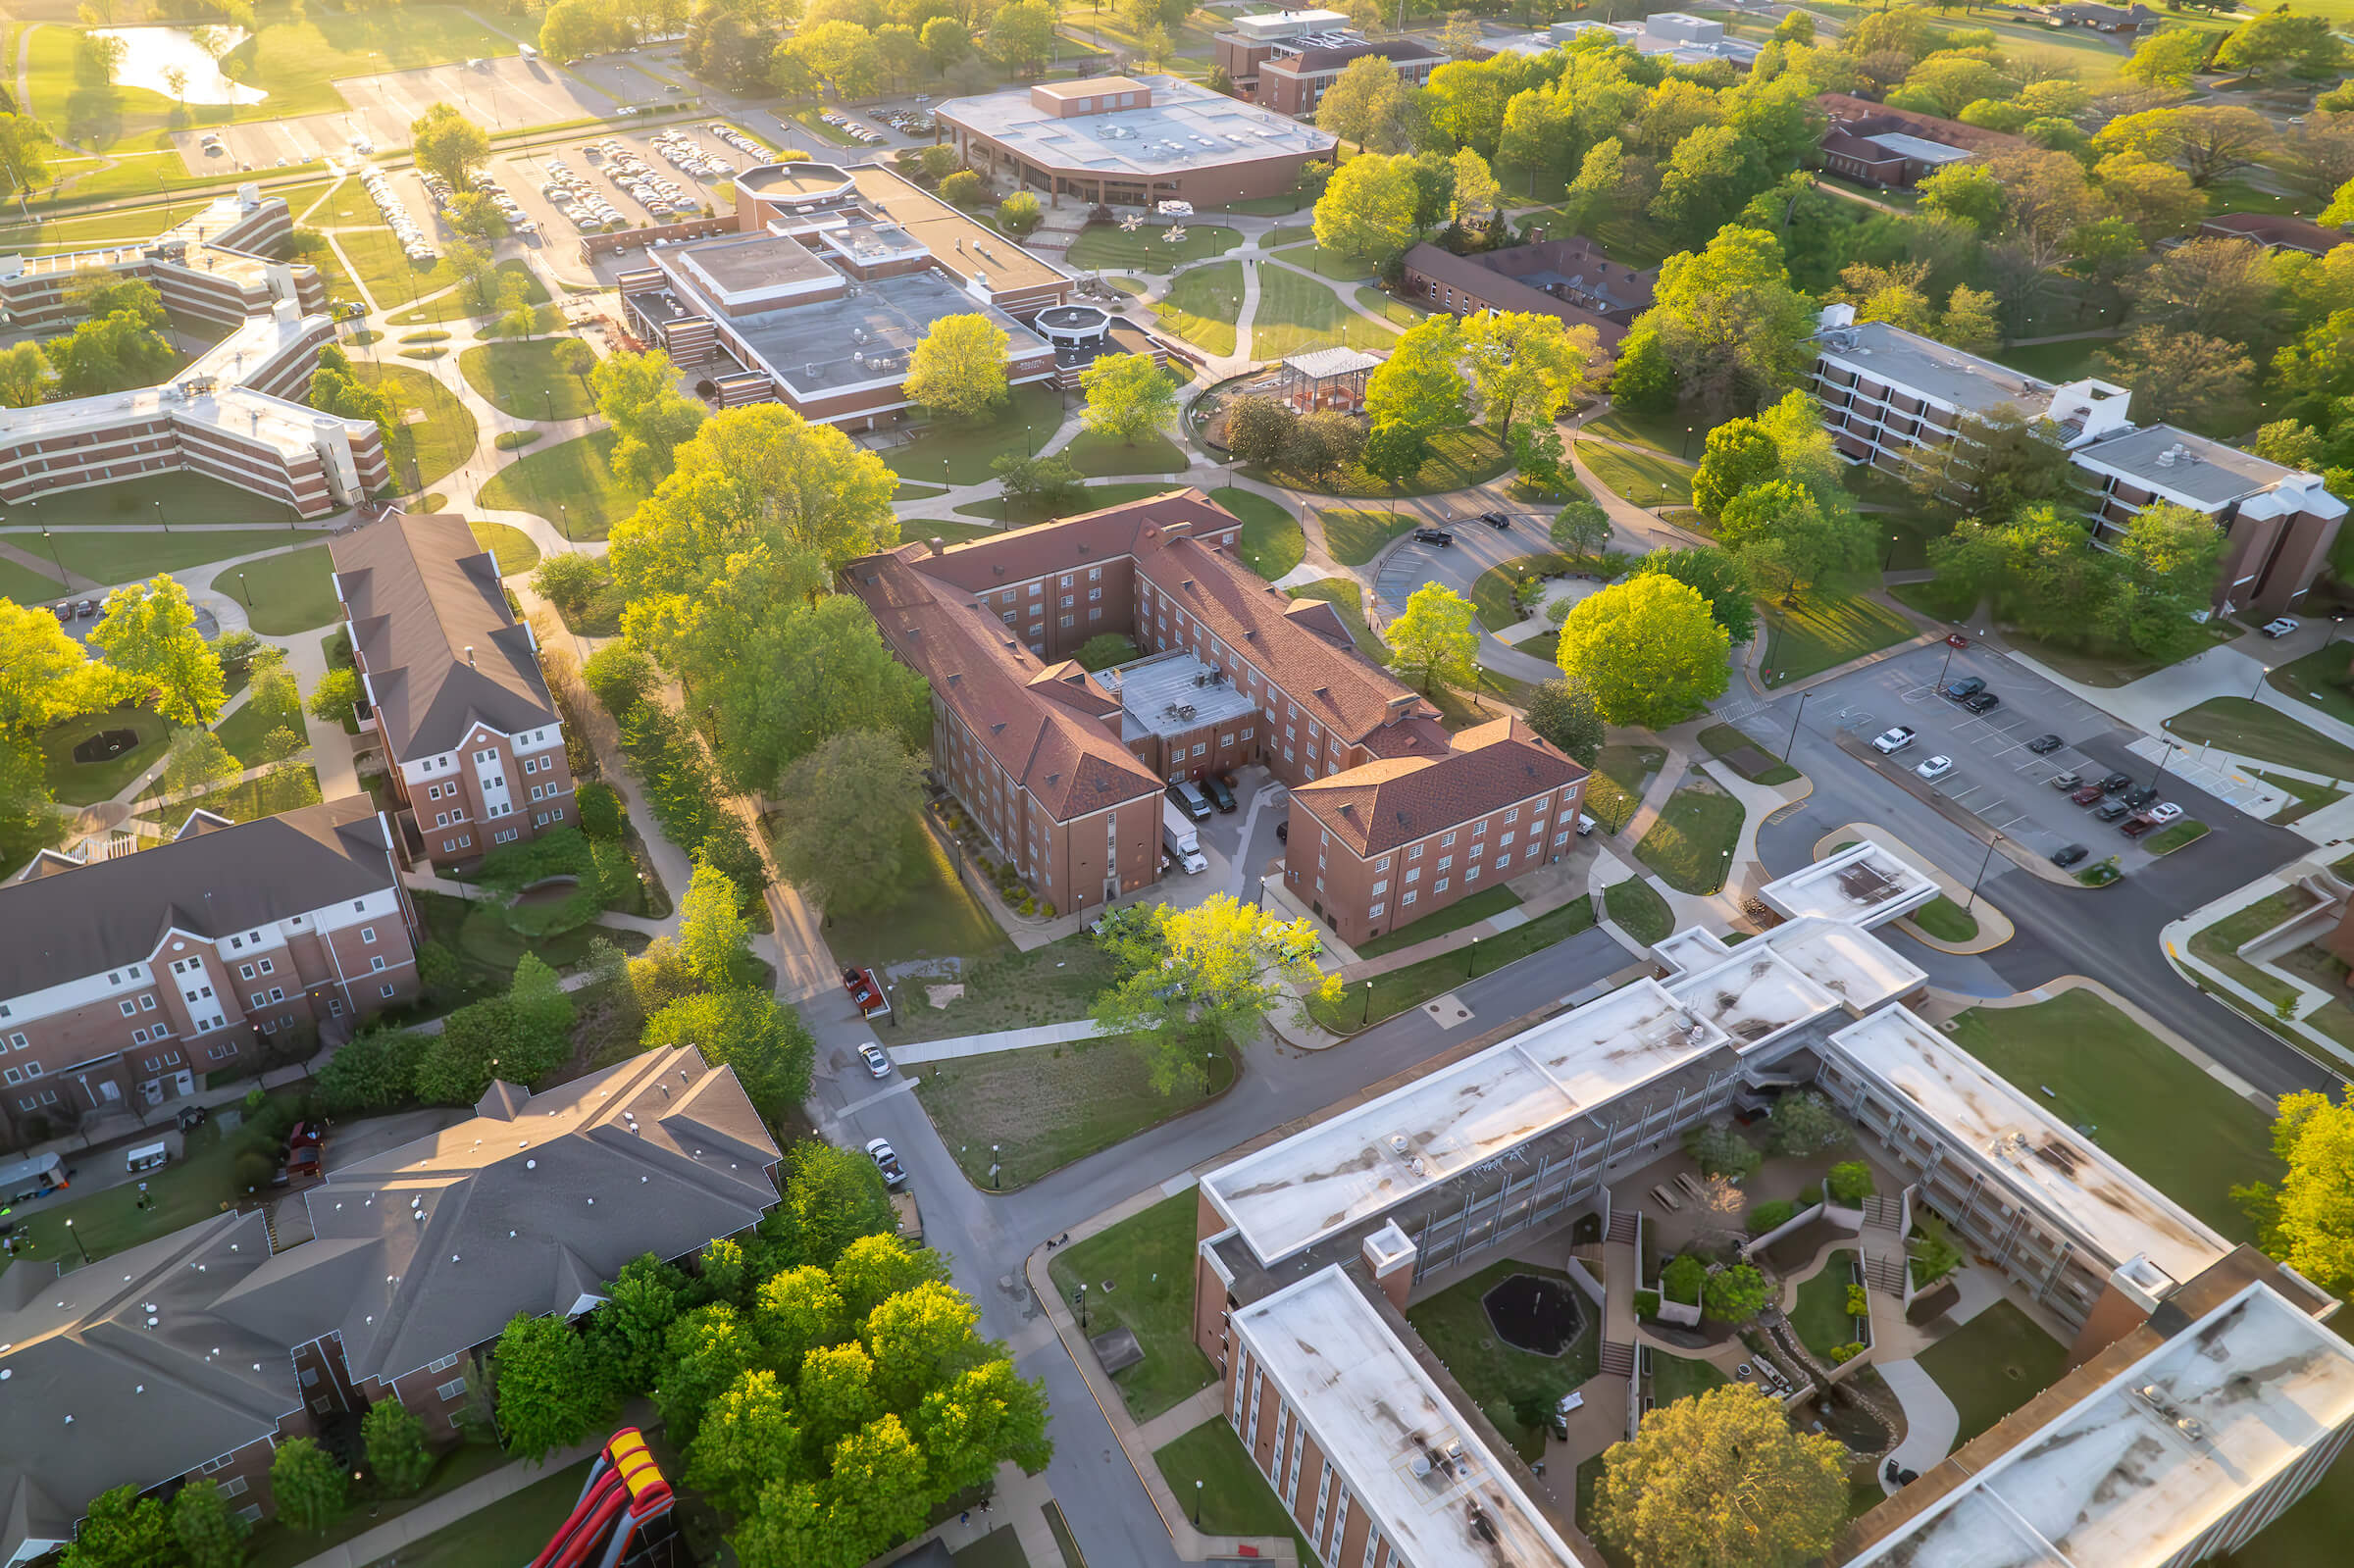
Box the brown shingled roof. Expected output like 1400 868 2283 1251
1290 717 1587 857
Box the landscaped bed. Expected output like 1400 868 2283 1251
1308 897 1597 1031
1585 744 1664 833
1406 1260 1599 1460
1907 896 1979 943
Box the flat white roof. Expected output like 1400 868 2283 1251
1235 1267 1577 1566
1759 841 1939 929
1725 918 1925 1017
1866 130 1975 164
1826 1006 2228 1284
936 74 1333 179
1850 1280 2354 1566
1661 937 1840 1048
1817 319 2052 420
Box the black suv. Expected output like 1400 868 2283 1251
2027 733 2064 754
1478 511 1511 529
2097 772 2134 794
1411 528 1454 546
2123 784 2160 810
1962 690 2001 714
2095 799 2132 822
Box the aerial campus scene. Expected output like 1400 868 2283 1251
9 0 2354 1566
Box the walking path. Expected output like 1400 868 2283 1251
284 1434 609 1568
889 1019 1114 1064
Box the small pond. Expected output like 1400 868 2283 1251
94 26 268 106
1480 1273 1585 1357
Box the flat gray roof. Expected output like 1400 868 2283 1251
680 230 836 295
2070 425 2302 508
1103 651 1257 738
1817 320 2050 418
721 271 1048 396
937 74 1332 179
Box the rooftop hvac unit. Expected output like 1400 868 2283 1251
852 327 869 343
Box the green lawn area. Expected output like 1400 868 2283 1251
1207 486 1304 581
211 544 337 634
240 1441 532 1568
1470 552 1576 631
1406 1260 1600 1460
1355 283 1433 327
1586 743 1664 834
388 264 550 329
356 362 480 492
1916 1300 2070 1447
1790 1258 1864 1363
30 471 301 529
1047 1191 1219 1421
2146 818 2210 855
215 689 309 767
1263 426 1512 500
2267 643 2354 731
1576 439 1693 508
893 931 1124 1042
912 1035 1237 1189
40 705 171 805
254 1452 595 1568
1355 885 1523 958
2220 1452 2354 1568
1153 1420 1313 1559
1697 722 1799 785
456 336 598 420
1996 337 2109 386
1635 779 1743 894
1946 989 2280 1240
1250 265 1402 360
1287 578 1389 662
2006 620 2241 689
810 817 1007 971
2164 696 2354 780
1154 260 1243 356
1065 222 1241 274
1061 426 1190 478
477 430 649 541
1651 1353 1728 1407
334 226 466 313
884 382 1066 485
1312 896 1597 1030
2189 886 2311 1015
1269 241 1375 281
1909 895 1980 943
2260 770 2354 829
1605 877 1672 945
1320 505 1419 567
409 890 650 1004
1760 586 1919 687
469 520 541 578
1580 409 1699 458
140 765 322 830
42 527 322 587
0 554 63 603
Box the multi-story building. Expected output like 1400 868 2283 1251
1815 92 2025 190
0 1045 778 1566
847 491 1579 929
1808 306 2348 616
0 186 329 332
935 75 1337 209
1487 13 1762 68
2198 212 2351 256
329 512 575 870
1399 236 1654 353
1235 29 1444 118
0 795 416 1124
1186 843 2345 1567
1210 9 1352 91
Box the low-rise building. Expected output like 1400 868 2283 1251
1487 13 1762 68
0 796 416 1126
2198 211 2351 257
1211 8 1353 90
330 512 575 870
1250 32 1444 117
2051 2 2163 32
1399 237 1654 352
1815 92 2024 190
0 1046 778 1565
0 186 329 333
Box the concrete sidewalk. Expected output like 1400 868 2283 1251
890 1019 1114 1064
283 1435 607 1568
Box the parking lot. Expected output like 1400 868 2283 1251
1370 509 1558 620
1749 639 2236 871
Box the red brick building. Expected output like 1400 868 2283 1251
1815 92 2022 190
1251 36 1443 117
0 796 416 1128
331 513 576 870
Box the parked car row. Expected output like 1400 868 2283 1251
872 103 936 135
816 109 889 145
653 127 737 181
590 139 701 219
706 122 768 159
538 155 628 231
48 599 96 624
358 166 437 264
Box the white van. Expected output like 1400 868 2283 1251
520 43 539 59
1161 799 1207 874
126 1141 170 1175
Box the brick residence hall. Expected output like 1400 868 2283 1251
845 490 1587 943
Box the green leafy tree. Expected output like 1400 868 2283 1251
0 340 55 408
1651 125 1767 244
2216 7 2345 82
1316 54 1424 155
1703 1263 1771 1323
707 593 931 797
987 0 1055 74
1632 227 1815 417
1718 481 1874 598
62 1486 177 1568
411 101 489 190
997 190 1042 235
1827 1161 1875 1206
1549 500 1612 561
1595 1384 1847 1568
494 1313 610 1460
905 314 1010 421
271 1439 348 1535
912 1357 1052 1495
157 727 241 802
1364 315 1465 439
591 1254 685 1391
686 1369 805 1516
170 1478 248 1568
1094 896 1332 1094
1312 151 1417 264
642 989 816 1123
2097 326 2253 433
2122 26 2211 89
2233 1088 2354 1296
1385 582 1478 695
1460 312 1595 440
1223 393 1297 468
590 347 708 491
362 1400 435 1496
1283 410 1366 484
533 553 604 615
1767 1090 1850 1156
1522 679 1604 767
47 304 176 398
1692 419 1780 520
678 860 754 986
660 1303 761 1443
306 666 362 725
760 1140 901 1269
771 730 927 916
1079 352 1176 445
1359 422 1430 497
1684 1123 1762 1183
1557 576 1730 730
0 114 52 205
1634 547 1755 645
922 17 970 72
89 576 226 727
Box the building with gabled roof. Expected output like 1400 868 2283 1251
0 1047 778 1566
330 511 576 870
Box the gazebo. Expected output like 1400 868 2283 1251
1274 345 1382 415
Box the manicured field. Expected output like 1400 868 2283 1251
1250 265 1402 360
1065 222 1242 274
1916 1301 2070 1447
1207 486 1304 581
477 430 649 540
882 382 1066 485
1155 259 1243 356
355 362 479 491
457 336 598 420
1046 1192 1219 1421
2165 696 2354 780
1760 587 1919 686
1635 779 1743 893
911 1036 1237 1189
211 543 338 633
45 528 321 585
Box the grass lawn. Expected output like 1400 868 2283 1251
210 544 337 634
1470 552 1576 631
1270 242 1375 281
1154 259 1243 355
1262 426 1512 500
216 690 309 767
1651 1353 1728 1407
456 336 598 420
2164 696 2354 780
2146 819 2210 855
954 1527 1030 1568
2189 886 2311 1015
1065 221 1241 274
809 818 1007 971
1891 577 1978 625
1946 990 2279 1240
894 931 1124 1041
384 264 550 327
259 1453 596 1568
43 528 321 586
884 383 1066 485
1355 283 1433 327
1605 878 1672 945
409 890 648 1003
1760 587 1919 687
1909 895 1979 942
0 554 63 602
356 362 480 492
1153 1420 1313 1558
1312 896 1597 1030
138 766 321 829
40 705 171 805
1355 885 1523 958
2267 643 2354 730
1580 409 1698 458
477 430 649 540
1996 337 2109 385
1576 439 1693 508
1287 578 1389 662
470 520 542 578
1635 778 1743 894
1586 743 1664 834
33 471 300 529
912 1035 1237 1189
1791 1259 1864 1363
1061 427 1190 478
1698 722 1799 786
2005 618 2242 688
1406 1260 1600 1460
1251 265 1402 360
1208 486 1303 581
1320 505 1421 567
1916 1300 2070 1447
1047 1191 1218 1421
240 1441 530 1568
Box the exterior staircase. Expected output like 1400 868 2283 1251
1606 1210 1639 1245
1865 1253 1908 1296
1600 1340 1635 1378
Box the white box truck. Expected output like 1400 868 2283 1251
1162 799 1208 874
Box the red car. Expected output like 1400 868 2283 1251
1945 633 1970 649
2071 784 2106 806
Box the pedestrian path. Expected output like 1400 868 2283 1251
889 1019 1114 1064
283 1434 610 1568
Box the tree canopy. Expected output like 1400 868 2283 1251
1556 576 1730 730
1594 1384 1848 1568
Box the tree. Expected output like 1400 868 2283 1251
411 101 490 192
1549 499 1612 561
991 452 1085 516
494 1312 609 1460
0 340 54 408
1223 393 1297 468
1364 316 1464 439
62 1486 177 1568
1634 547 1756 645
533 553 604 616
997 190 1043 236
1911 405 2090 520
1918 162 2004 233
2122 26 2211 89
922 16 970 72
642 989 816 1123
2097 326 2253 431
2216 7 2345 82
771 730 927 915
1718 481 1874 598
1522 679 1604 766
2254 420 2329 471
1684 1123 1762 1183
1315 54 1423 154
1633 227 1814 416
1594 1384 1847 1567
2233 1088 2354 1296
47 304 175 398
271 1439 348 1535
541 0 609 60
170 1479 248 1568
761 1139 899 1269
1692 419 1780 520
1282 410 1365 484
1556 577 1730 730
0 114 52 204
905 314 1009 421
1312 152 1416 264
2095 151 2206 239
157 727 241 802
1093 896 1330 1093
2095 106 2274 189
590 347 707 491
1701 1262 1771 1323
89 576 226 727
678 861 754 986
0 598 121 740
307 666 362 725
1386 582 1478 695
687 1369 803 1517
1359 422 1431 497
1767 1090 1850 1156
363 1399 435 1496
1079 352 1175 444
938 168 983 205
2126 235 2277 339
1459 312 1595 440
1650 124 1767 244
987 0 1054 74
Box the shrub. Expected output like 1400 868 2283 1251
1845 1284 1868 1319
1746 1199 1797 1235
1910 1216 1964 1289
1767 1090 1850 1156
576 780 625 838
1684 1124 1761 1183
1703 1263 1770 1323
940 169 984 204
532 552 604 613
1829 1341 1865 1364
583 644 655 711
1661 1254 1706 1306
318 1026 424 1115
417 940 462 992
1825 1160 1874 1207
231 1149 278 1192
998 191 1043 235
1633 1289 1661 1321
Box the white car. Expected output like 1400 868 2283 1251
2262 617 2300 638
1916 755 1955 783
1871 725 1916 755
2146 801 2184 825
865 1138 906 1188
858 1042 892 1079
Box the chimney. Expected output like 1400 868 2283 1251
464 645 476 666
929 536 947 555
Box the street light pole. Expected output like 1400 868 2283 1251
1194 1480 1203 1528
1466 935 1480 979
65 1218 89 1265
1360 979 1373 1029
1965 832 2004 915
1074 1283 1088 1331
2148 738 2178 791
1783 689 1810 763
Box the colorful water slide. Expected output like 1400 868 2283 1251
530 1427 679 1568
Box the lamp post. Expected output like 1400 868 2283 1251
65 1218 89 1265
40 526 65 582
1783 688 1810 763
1964 831 2004 915
1883 531 1901 571
1360 979 1373 1029
2148 738 2178 791
1074 1282 1089 1330
1194 1480 1203 1528
1466 934 1480 979
156 499 169 535
236 572 252 609
1681 425 1694 460
558 502 570 543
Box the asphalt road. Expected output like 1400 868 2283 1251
797 923 1636 1568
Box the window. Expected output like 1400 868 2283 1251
22 1062 39 1078
1441 831 1456 847
1242 728 1254 740
132 1028 148 1044
360 927 376 943
1405 867 1419 883
1437 855 1453 871
1376 856 1391 871
1408 844 1423 860
250 992 267 1008
239 963 255 981
1472 821 1487 836
1402 891 1417 906
1504 807 1519 823
1192 742 1205 757
268 987 284 1003
381 984 397 998
119 1000 136 1017
370 957 387 973
1501 832 1514 846
207 1042 236 1062
1466 865 1481 882
1368 902 1385 918
437 1377 469 1401
1371 880 1388 895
